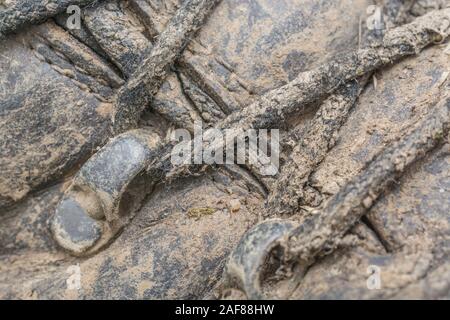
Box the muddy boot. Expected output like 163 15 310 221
1 0 449 300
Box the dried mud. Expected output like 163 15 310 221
0 0 449 300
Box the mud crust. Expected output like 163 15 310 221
0 0 449 300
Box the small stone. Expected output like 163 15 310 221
228 199 241 213
362 196 373 209
187 207 216 220
323 181 340 195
